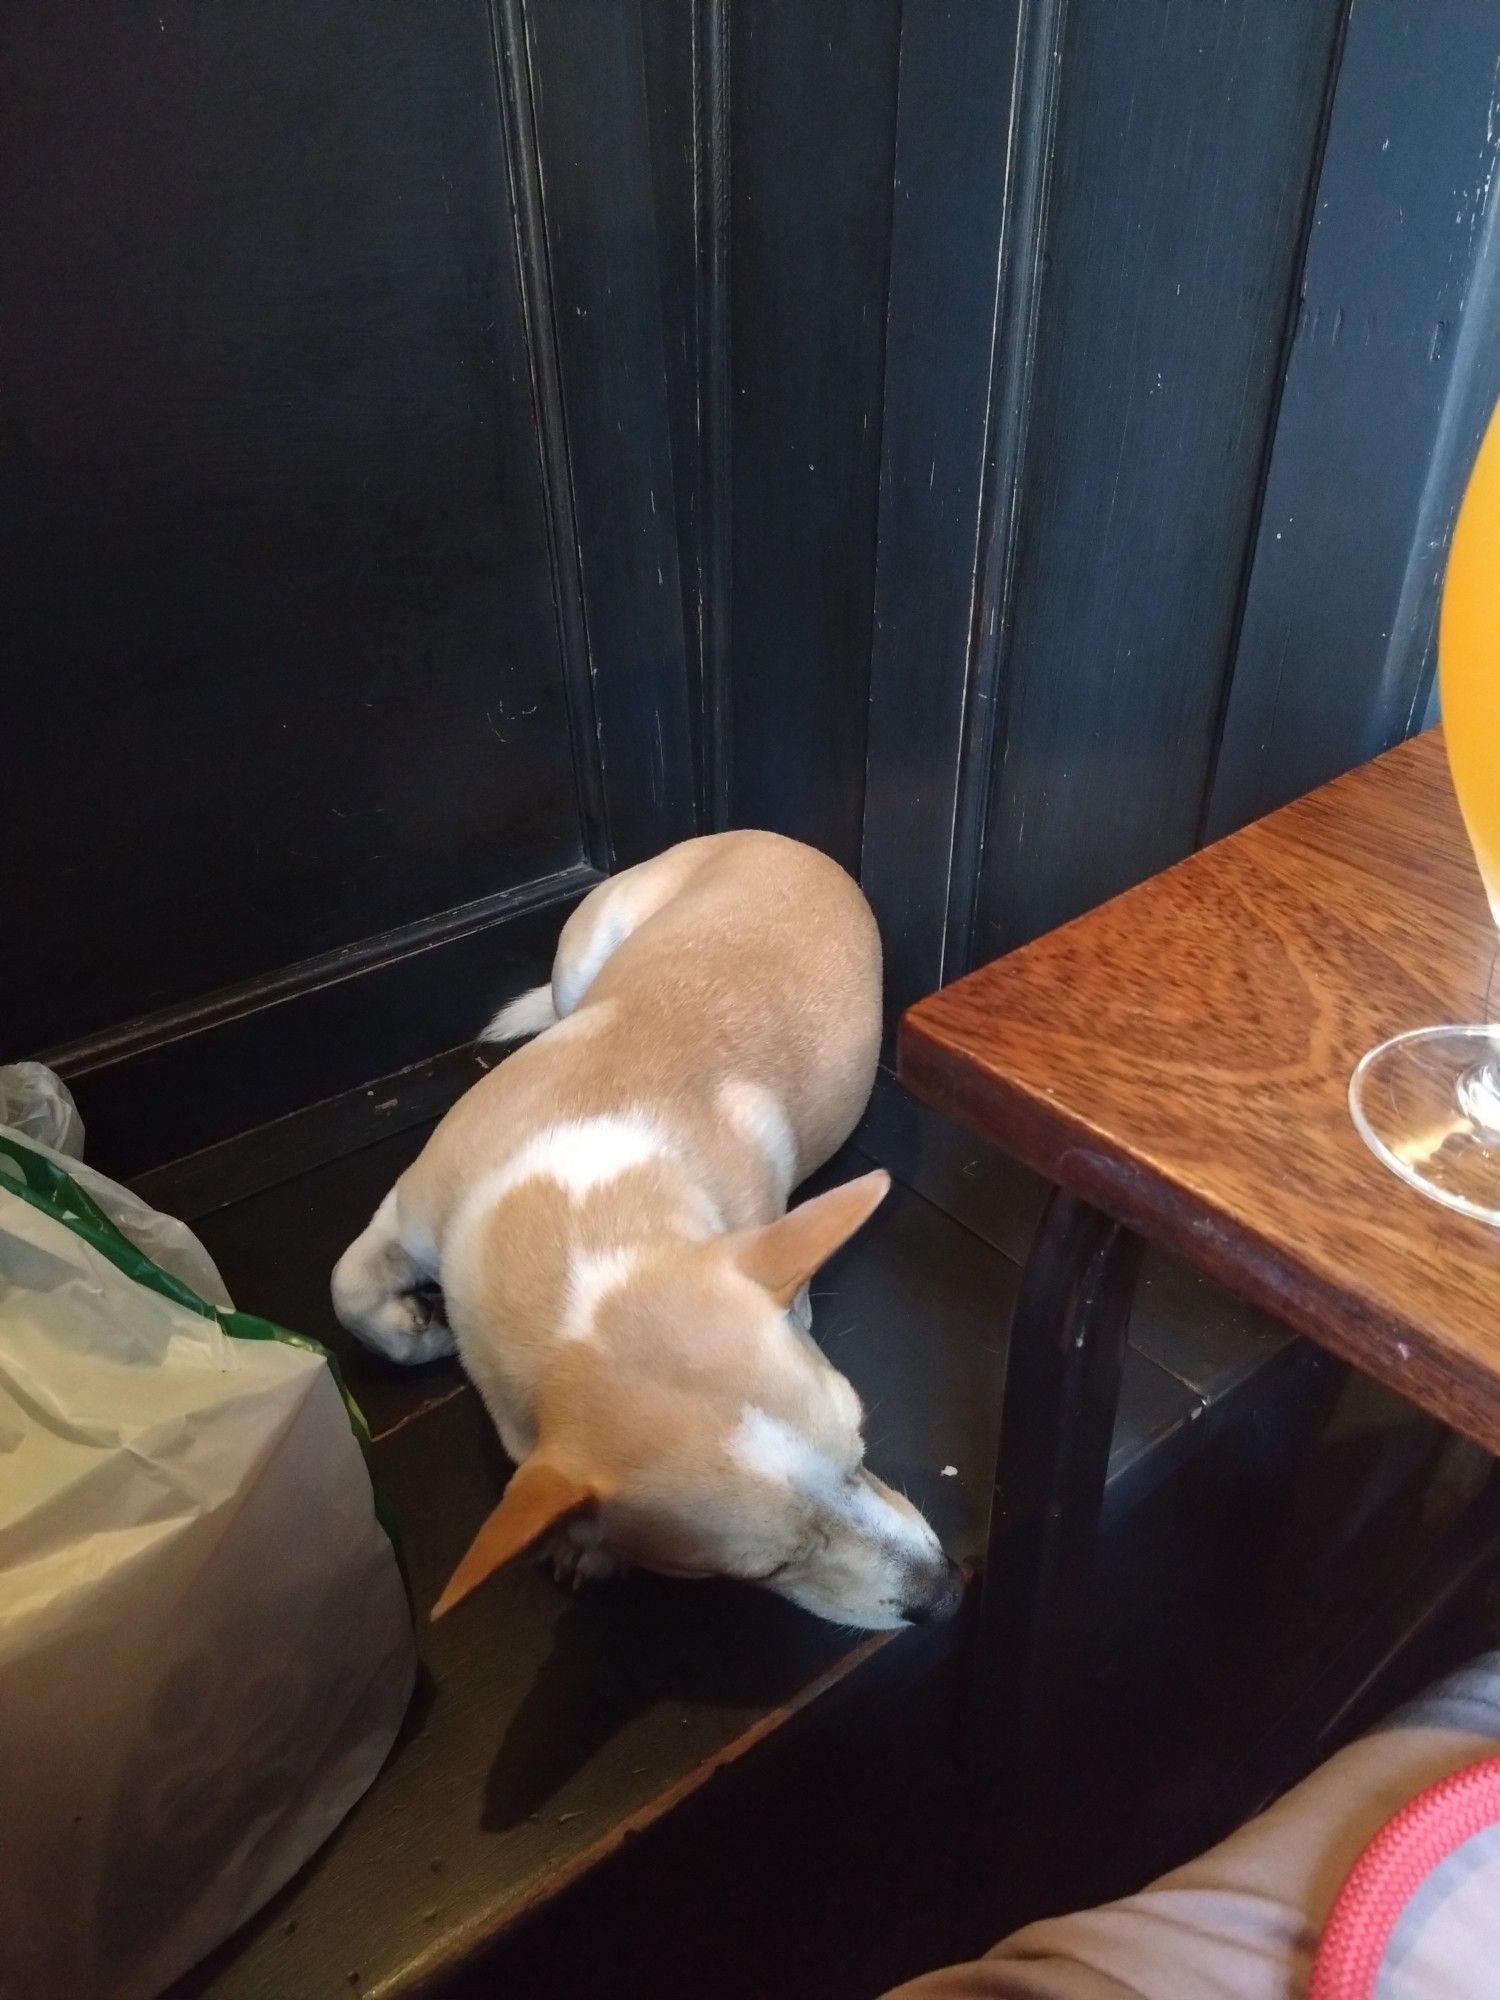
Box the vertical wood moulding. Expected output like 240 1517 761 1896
945 0 1069 982
1195 0 1355 846
488 0 611 868
695 0 734 830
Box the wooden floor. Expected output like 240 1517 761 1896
148 1049 1500 1998
143 1042 1220 1998
151 1052 996 1997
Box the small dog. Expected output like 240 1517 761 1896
332 832 962 1630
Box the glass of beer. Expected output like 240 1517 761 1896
1350 397 1500 1222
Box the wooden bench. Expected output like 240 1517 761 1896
129 1037 1364 1998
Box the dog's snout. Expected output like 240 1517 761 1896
904 1557 965 1625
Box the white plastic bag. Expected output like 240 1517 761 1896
0 1079 414 2000
0 1060 85 1158
0 1063 233 1307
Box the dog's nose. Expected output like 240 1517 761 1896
904 1558 965 1625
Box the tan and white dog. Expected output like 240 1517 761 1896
331 832 962 1630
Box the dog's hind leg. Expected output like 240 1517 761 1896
332 1188 456 1365
480 844 702 1045
553 841 712 1015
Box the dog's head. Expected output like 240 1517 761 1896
433 1169 963 1631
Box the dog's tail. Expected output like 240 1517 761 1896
478 984 558 1046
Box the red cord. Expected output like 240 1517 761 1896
1309 1752 1500 2000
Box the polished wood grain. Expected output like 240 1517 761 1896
901 729 1500 1457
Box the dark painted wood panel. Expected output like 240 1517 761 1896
695 0 735 832
639 0 709 813
726 0 902 872
1 1 583 1053
970 0 1344 962
133 1046 495 1231
859 0 1025 1035
58 870 595 1179
1205 0 1500 837
524 0 699 865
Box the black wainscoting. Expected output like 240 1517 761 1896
12 1 1497 1168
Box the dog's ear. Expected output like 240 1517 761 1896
728 1169 891 1307
431 1455 599 1620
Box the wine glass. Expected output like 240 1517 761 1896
1350 398 1500 1223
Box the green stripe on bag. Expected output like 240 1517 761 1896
0 1132 406 1584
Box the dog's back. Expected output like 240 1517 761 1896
409 830 881 1248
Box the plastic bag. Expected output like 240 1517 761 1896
0 1060 85 1158
0 1077 414 2000
0 1063 232 1306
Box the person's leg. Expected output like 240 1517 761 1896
885 1651 1500 2000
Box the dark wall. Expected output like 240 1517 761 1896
7 0 1498 1160
3 3 581 1052
712 0 1500 1027
1205 0 1500 836
2 0 698 1163
725 0 902 874
969 0 1344 961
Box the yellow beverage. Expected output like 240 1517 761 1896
1440 400 1500 921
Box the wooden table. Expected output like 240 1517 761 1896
900 729 1500 1775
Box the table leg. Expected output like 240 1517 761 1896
976 1188 1144 1787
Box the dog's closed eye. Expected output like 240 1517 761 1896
742 1555 794 1584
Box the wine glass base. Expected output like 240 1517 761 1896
1350 1026 1500 1227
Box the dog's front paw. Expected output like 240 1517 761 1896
360 1287 456 1366
543 1522 621 1590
